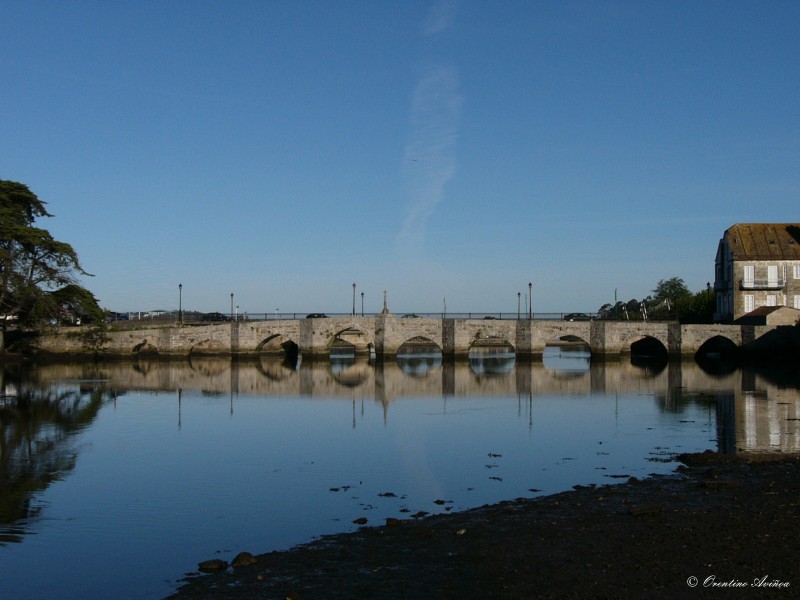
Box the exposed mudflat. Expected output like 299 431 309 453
167 452 800 599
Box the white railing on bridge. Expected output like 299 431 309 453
110 311 604 325
187 312 600 322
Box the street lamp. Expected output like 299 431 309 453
517 291 520 320
178 283 182 325
528 282 532 320
361 292 364 316
352 283 356 316
230 293 234 321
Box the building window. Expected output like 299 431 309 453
766 295 777 307
743 265 755 284
768 265 779 287
794 265 800 279
794 295 800 309
744 295 754 313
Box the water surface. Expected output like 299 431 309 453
1 349 798 599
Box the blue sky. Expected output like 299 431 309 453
2 1 798 315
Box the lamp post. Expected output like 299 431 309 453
517 291 520 320
230 293 234 321
352 283 356 316
528 282 532 320
361 292 364 316
178 283 182 325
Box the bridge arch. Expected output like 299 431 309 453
397 335 443 353
695 335 739 359
188 339 228 356
545 333 591 350
257 334 299 357
623 335 669 359
328 326 374 357
468 336 516 353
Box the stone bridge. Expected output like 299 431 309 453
37 315 775 360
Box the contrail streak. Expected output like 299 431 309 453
397 64 461 251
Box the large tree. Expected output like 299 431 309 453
0 180 101 330
651 277 691 310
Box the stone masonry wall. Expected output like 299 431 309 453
26 317 765 360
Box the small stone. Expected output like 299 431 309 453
231 552 258 568
628 504 662 516
198 559 228 573
353 517 368 525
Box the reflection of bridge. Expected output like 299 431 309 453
28 356 721 404
39 314 774 359
19 355 800 460
29 357 800 456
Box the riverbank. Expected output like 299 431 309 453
167 452 799 599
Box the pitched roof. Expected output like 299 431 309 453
739 306 783 318
735 305 800 325
724 223 800 260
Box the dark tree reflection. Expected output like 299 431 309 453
0 380 111 544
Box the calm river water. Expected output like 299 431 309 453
1 348 799 599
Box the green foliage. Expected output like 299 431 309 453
50 284 104 324
598 277 715 323
652 277 691 308
681 286 716 324
0 180 99 329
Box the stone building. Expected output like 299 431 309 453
714 223 800 321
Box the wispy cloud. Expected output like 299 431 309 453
421 0 457 36
397 1 461 253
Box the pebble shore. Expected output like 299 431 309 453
167 452 800 599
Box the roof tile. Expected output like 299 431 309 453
725 223 800 260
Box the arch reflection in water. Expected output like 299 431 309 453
468 344 516 375
542 343 591 372
330 356 372 388
396 338 443 376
